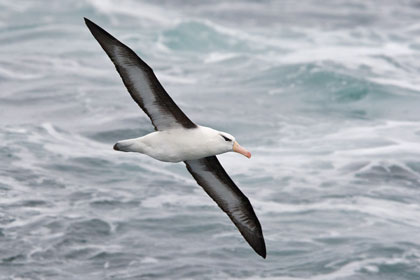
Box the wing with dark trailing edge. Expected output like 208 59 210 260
185 156 266 258
84 18 196 131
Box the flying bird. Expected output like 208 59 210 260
84 18 266 258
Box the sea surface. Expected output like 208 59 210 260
2 0 420 279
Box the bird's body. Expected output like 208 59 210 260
114 126 235 162
84 18 266 258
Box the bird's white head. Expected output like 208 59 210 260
215 131 251 158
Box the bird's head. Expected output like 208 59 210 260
216 131 251 158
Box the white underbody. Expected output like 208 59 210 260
115 125 234 162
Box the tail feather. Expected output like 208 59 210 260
113 139 137 152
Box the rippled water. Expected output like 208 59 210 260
2 0 420 279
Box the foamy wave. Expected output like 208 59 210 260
256 196 420 228
87 0 178 26
230 257 410 280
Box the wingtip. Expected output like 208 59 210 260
84 17 97 31
83 17 119 49
84 17 92 24
242 228 267 259
255 239 267 259
84 17 97 35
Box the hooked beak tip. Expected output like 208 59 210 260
233 141 251 159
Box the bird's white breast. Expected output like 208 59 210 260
135 126 228 162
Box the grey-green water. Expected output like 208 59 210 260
2 0 420 279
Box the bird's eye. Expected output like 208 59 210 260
221 135 232 142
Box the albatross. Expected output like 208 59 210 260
84 18 266 258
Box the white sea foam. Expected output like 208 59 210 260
255 196 420 228
87 0 178 26
231 257 410 280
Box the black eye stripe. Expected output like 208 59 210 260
221 135 232 142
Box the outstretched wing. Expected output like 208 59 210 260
84 18 196 131
185 156 266 258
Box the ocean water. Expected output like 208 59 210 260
2 0 420 279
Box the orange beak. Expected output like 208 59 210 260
233 141 251 158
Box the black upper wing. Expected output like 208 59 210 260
185 156 266 258
84 18 196 131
